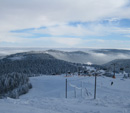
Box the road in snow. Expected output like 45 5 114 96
0 75 130 113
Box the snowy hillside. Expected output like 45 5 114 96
0 75 130 113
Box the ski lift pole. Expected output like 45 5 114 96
81 81 83 98
111 63 116 78
94 73 97 99
114 63 116 78
74 87 76 98
65 79 67 98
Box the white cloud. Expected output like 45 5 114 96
32 23 112 37
112 27 130 34
50 37 82 46
0 0 130 48
125 35 130 37
0 0 129 31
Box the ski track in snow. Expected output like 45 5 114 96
0 75 130 113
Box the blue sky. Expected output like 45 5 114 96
1 0 130 49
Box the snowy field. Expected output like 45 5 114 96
0 75 130 113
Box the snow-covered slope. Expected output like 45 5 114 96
0 75 130 113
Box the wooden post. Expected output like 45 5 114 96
81 81 83 98
113 63 116 78
65 79 67 98
112 63 116 78
78 67 80 76
94 73 97 99
74 87 76 98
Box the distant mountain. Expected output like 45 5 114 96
1 48 130 65
102 59 130 73
92 49 130 55
44 50 93 64
0 52 80 76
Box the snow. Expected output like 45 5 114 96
8 56 25 60
87 62 92 65
0 75 130 113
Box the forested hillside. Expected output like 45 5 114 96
0 52 80 76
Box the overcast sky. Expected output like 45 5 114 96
0 0 130 49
